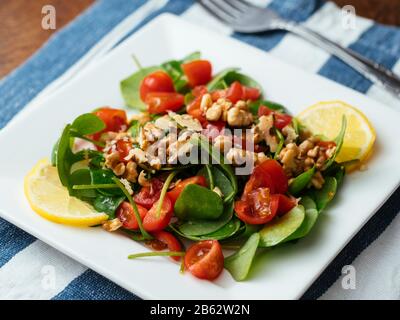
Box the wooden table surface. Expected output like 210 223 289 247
0 0 399 79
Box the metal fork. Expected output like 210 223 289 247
199 0 400 99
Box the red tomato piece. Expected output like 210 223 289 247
167 176 207 206
186 92 207 124
184 240 224 280
234 187 278 225
274 113 293 130
210 89 227 102
225 81 243 104
139 71 175 101
134 178 164 209
146 92 184 114
273 194 297 216
151 231 182 261
242 86 261 101
253 159 288 194
92 107 128 141
142 195 173 232
192 85 208 97
116 139 132 162
116 202 148 230
257 105 274 117
182 60 212 87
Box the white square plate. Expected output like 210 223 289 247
1 14 400 300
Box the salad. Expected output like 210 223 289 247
25 52 375 282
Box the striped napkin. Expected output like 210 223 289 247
1 0 399 300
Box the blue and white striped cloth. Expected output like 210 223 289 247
1 0 399 300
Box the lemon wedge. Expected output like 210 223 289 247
297 101 376 169
24 159 108 226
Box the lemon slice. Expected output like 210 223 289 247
297 101 376 169
24 159 108 226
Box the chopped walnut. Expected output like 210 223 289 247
311 171 325 189
138 170 151 186
113 162 126 176
253 115 278 152
124 161 138 183
227 105 253 127
206 103 223 121
102 218 122 232
200 93 213 112
226 147 268 166
282 125 298 145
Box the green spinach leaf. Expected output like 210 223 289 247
93 195 125 219
323 116 347 170
288 166 315 196
71 113 105 135
224 233 260 281
258 205 305 247
177 200 234 236
207 68 239 91
174 184 224 220
284 197 318 241
313 176 337 212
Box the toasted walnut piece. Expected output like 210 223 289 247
234 100 247 110
206 103 223 121
279 143 299 173
102 218 123 232
227 107 253 127
325 146 336 159
105 151 120 169
255 152 269 165
138 170 151 187
200 93 213 112
213 135 233 152
299 139 314 157
226 147 266 166
282 125 298 145
255 115 278 152
311 171 325 189
124 161 138 183
213 186 223 197
113 162 126 176
307 146 320 158
169 112 203 132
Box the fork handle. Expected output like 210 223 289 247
282 22 400 99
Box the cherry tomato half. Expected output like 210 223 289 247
182 60 212 87
92 107 127 141
145 92 184 114
187 87 208 124
116 139 132 162
184 240 224 280
234 187 279 225
116 202 148 230
274 194 297 216
142 195 173 232
210 81 260 103
140 71 175 101
167 176 207 206
151 231 182 261
134 178 164 209
253 159 288 194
